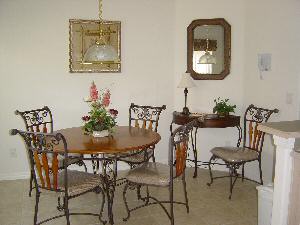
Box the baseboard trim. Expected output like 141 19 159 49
0 172 30 181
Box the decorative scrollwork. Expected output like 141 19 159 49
132 107 154 120
15 106 53 132
131 106 161 121
24 110 50 126
173 120 195 145
246 105 277 123
129 103 166 132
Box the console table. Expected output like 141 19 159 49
170 111 241 178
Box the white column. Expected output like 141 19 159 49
271 135 295 225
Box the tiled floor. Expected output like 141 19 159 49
0 168 258 225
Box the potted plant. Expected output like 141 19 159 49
213 97 236 117
82 81 118 137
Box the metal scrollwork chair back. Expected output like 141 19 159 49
207 104 279 199
129 103 166 132
15 106 54 133
15 106 87 196
122 119 197 225
10 129 106 225
242 104 278 151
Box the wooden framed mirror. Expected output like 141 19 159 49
187 18 231 80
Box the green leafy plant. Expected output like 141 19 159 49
213 97 236 116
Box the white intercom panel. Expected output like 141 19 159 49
258 53 272 79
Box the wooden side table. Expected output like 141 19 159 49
170 111 242 178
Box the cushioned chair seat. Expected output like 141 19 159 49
57 170 102 196
211 147 259 163
126 162 171 187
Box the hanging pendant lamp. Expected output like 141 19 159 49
198 38 216 64
83 0 118 63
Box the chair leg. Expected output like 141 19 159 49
229 167 234 200
151 153 156 162
182 173 189 213
145 186 150 205
139 185 148 202
82 161 88 172
259 159 263 185
29 172 34 197
169 182 174 225
228 164 241 200
207 155 215 186
33 191 40 225
123 182 131 222
242 163 245 182
98 188 107 225
64 197 70 225
137 185 142 200
129 163 142 200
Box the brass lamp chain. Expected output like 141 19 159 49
206 38 209 52
99 0 103 22
97 0 104 43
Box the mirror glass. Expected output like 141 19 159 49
187 19 231 80
193 25 224 74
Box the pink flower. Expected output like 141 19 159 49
90 81 98 101
102 90 111 107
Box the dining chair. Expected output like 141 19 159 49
207 104 279 199
122 119 197 225
11 129 106 225
15 106 87 196
120 103 166 165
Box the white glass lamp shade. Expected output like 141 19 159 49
198 51 216 64
177 73 196 88
83 43 118 62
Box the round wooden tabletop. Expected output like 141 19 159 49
56 126 161 154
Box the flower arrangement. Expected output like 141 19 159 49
213 97 236 116
82 81 118 136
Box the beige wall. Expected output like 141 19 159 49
243 0 300 182
0 0 175 179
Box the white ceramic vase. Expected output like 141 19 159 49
92 130 109 137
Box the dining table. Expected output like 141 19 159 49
56 125 161 225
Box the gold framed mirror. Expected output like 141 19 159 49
187 18 231 80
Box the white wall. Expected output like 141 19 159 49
243 0 300 182
0 0 175 179
174 0 245 170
